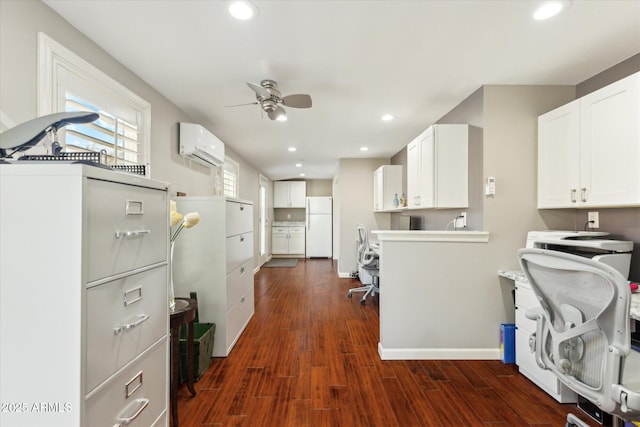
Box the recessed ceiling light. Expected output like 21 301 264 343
381 114 395 121
533 1 564 20
228 1 258 20
360 147 369 151
288 147 297 152
300 173 305 177
295 163 302 167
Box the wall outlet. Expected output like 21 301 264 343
455 212 467 229
587 211 599 228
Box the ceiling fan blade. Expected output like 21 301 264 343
282 94 312 108
247 82 271 99
224 102 259 107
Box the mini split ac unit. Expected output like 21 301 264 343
179 122 225 167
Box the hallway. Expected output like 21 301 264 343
175 259 593 426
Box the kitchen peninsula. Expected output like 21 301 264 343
372 230 501 360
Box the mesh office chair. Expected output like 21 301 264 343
518 249 640 426
347 225 379 305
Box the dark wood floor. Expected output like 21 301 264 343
176 259 599 426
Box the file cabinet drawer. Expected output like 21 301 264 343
226 232 253 273
85 179 168 282
515 284 540 311
515 306 538 334
225 288 254 353
86 340 167 427
226 200 252 237
85 266 168 392
226 259 253 307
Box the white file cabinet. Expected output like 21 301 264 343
173 197 254 357
515 279 577 403
0 164 169 427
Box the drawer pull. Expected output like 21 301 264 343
125 371 144 398
240 235 245 242
125 200 144 215
115 230 151 239
123 287 143 306
114 398 149 426
240 266 245 274
114 314 150 335
240 205 244 211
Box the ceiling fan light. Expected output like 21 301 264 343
533 1 564 20
228 1 257 20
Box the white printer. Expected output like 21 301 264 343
526 231 633 279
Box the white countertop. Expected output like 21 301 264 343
272 221 305 226
372 230 490 243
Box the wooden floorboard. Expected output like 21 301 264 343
176 259 601 426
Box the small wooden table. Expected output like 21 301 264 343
170 297 197 427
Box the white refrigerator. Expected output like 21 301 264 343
306 196 332 258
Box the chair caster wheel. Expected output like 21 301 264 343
347 292 352 298
360 299 366 305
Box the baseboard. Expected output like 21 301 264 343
378 342 501 360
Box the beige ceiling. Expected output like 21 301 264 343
43 0 640 181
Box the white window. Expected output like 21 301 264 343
223 156 239 198
37 33 151 173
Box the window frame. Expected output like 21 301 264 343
223 156 240 198
36 32 151 174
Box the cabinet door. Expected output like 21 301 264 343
288 181 307 207
406 138 421 208
273 182 290 208
272 230 289 254
289 233 306 254
434 125 468 208
373 167 383 211
537 101 580 208
580 72 640 207
419 127 435 208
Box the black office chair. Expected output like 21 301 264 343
347 225 379 305
518 249 640 426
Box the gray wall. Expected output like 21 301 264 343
0 0 267 266
335 158 391 276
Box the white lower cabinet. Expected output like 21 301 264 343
0 164 169 427
515 279 577 403
173 197 254 357
272 226 305 255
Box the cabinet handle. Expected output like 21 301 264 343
114 314 150 335
570 189 577 203
240 266 245 274
581 188 587 203
240 205 244 211
114 398 149 425
115 230 151 239
240 235 245 242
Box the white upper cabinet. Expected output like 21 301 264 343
538 72 640 208
373 165 403 212
274 181 306 208
406 124 469 209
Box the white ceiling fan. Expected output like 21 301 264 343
227 80 312 121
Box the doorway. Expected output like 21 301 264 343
259 175 269 266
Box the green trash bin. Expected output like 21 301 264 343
179 322 215 383
178 292 215 383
